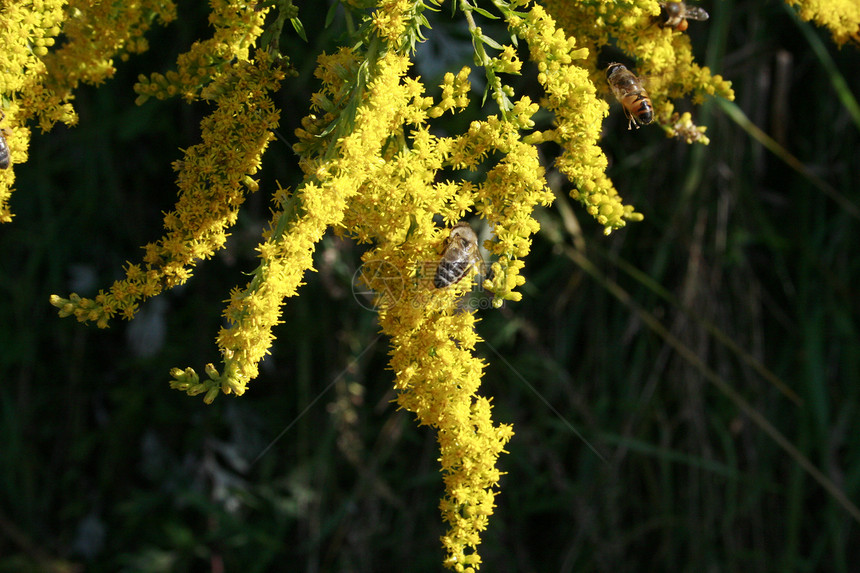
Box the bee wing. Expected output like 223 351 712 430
471 250 488 286
434 238 485 289
468 239 485 272
684 6 709 21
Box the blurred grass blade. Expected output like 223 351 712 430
551 193 801 405
560 243 860 526
608 250 802 406
717 98 860 222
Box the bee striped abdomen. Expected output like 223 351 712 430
434 222 483 289
606 63 654 129
0 112 9 170
0 135 9 169
630 93 653 124
434 259 472 288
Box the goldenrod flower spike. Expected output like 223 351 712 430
0 0 66 221
380 269 513 571
542 0 734 145
0 107 26 223
134 0 265 104
786 0 860 47
349 113 533 569
665 111 710 145
510 5 642 234
51 52 285 327
133 16 284 311
1 0 177 219
209 48 416 395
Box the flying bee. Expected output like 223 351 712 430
434 222 484 289
606 63 654 130
658 1 709 32
0 112 10 169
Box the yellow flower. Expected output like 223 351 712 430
134 1 262 104
542 0 734 149
52 52 284 327
512 4 642 234
787 0 860 46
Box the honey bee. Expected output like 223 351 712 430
0 112 9 170
659 1 709 32
606 63 654 130
434 222 484 289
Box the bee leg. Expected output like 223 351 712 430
622 108 638 130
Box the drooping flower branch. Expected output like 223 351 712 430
0 0 176 222
0 0 851 569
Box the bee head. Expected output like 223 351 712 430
660 1 683 19
605 63 626 79
449 222 477 243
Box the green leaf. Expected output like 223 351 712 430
478 33 504 50
290 17 307 42
324 1 339 28
472 6 499 20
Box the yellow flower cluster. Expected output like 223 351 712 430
134 0 263 104
664 110 710 145
787 0 860 46
368 220 515 570
0 109 26 223
428 67 472 119
51 51 285 328
371 0 410 44
0 0 175 221
542 0 734 138
1 0 68 129
211 49 417 397
386 304 512 573
278 9 538 566
347 140 518 564
42 0 177 104
0 0 66 222
462 110 554 298
511 5 642 233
